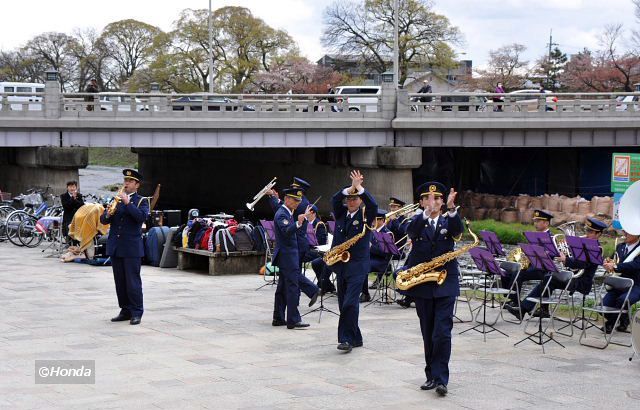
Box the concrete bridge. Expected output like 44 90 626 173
2 77 640 149
1 74 640 213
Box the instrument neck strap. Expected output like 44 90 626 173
623 242 640 264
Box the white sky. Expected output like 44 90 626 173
0 0 637 68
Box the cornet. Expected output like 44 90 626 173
385 203 420 222
246 177 277 211
107 186 124 215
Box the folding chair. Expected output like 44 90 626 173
522 270 575 338
515 270 573 352
484 261 524 325
579 276 634 349
256 220 277 290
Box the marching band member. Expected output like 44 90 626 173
399 181 463 396
602 229 640 333
329 170 378 353
502 210 554 307
268 177 320 307
507 217 606 320
271 186 312 329
100 169 149 326
361 209 392 302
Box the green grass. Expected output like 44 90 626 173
464 219 534 245
88 148 138 168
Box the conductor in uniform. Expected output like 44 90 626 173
271 186 312 329
268 177 319 306
399 182 463 396
100 169 149 325
329 170 378 352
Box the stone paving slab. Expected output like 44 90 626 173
1 242 639 409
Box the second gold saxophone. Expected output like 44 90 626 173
395 220 479 290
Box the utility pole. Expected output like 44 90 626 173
208 0 214 94
546 29 559 89
393 0 399 88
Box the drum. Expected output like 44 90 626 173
632 310 640 359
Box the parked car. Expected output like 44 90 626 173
332 85 381 112
0 82 44 111
508 89 558 111
98 93 152 112
171 95 255 112
615 95 639 111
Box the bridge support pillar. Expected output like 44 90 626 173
0 147 88 197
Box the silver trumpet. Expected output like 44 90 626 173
246 177 277 211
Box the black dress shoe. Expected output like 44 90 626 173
532 309 550 318
502 301 514 309
368 281 380 290
435 384 448 396
616 324 628 333
352 341 363 348
506 305 523 320
359 294 371 303
129 317 141 325
287 321 310 329
309 291 319 307
420 380 436 391
272 319 286 326
396 298 411 308
111 313 131 322
337 342 352 353
604 323 614 334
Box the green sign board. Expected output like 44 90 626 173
611 152 640 193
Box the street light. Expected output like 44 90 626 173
393 0 399 89
208 0 214 94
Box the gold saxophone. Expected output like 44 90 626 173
107 186 124 215
323 207 371 266
395 220 479 290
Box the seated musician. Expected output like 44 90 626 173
386 197 409 249
302 204 327 262
502 210 554 308
310 206 335 295
506 217 606 320
602 229 640 333
361 209 393 302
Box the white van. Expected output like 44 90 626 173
333 85 381 112
0 82 44 111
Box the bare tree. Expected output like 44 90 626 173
322 0 461 85
475 43 529 91
22 32 80 91
599 23 640 91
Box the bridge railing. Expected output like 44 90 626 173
58 92 383 118
402 92 640 117
0 92 45 115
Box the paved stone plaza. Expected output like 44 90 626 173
1 242 639 409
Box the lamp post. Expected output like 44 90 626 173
208 0 214 94
393 0 399 89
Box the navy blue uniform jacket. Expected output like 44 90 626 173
272 206 301 270
613 242 640 284
329 189 378 277
270 196 310 258
100 193 149 258
402 212 464 299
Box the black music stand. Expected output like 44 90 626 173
513 244 561 351
302 259 339 322
478 230 507 309
460 247 509 341
480 230 506 257
558 236 603 332
256 220 278 290
524 231 559 258
366 231 401 306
